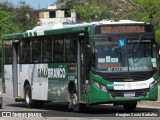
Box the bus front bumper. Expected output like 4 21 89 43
88 83 158 104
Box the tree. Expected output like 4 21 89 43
0 1 14 11
63 0 109 22
0 1 38 74
61 0 160 43
14 1 38 32
0 10 20 61
0 10 20 40
0 1 38 32
126 0 160 44
62 0 136 21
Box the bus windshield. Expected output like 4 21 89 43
93 37 156 72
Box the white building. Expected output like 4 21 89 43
38 5 77 26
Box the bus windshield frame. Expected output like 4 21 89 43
92 24 157 73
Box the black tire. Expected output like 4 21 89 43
0 93 2 109
24 84 33 108
24 84 45 108
0 104 2 109
69 88 86 112
123 102 137 112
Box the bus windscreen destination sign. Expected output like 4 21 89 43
101 26 145 34
95 25 152 34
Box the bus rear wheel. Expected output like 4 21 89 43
24 84 44 108
69 90 86 112
24 84 33 108
123 102 137 112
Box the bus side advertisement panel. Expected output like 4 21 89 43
37 63 77 102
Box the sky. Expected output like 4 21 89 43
1 0 57 9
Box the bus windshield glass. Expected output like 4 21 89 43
93 37 156 72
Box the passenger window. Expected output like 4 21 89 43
32 38 41 63
42 38 52 62
4 40 13 64
21 40 30 63
65 34 77 62
53 37 64 63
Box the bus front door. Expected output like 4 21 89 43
78 33 90 102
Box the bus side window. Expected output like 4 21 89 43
4 40 13 64
32 53 40 62
53 38 64 63
65 35 77 62
42 38 52 62
32 38 41 63
21 40 30 63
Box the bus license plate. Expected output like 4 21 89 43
124 92 135 97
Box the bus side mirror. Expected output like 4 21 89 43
86 44 92 59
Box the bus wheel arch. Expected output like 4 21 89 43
68 81 76 95
23 80 30 91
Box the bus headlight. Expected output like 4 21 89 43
149 80 157 90
93 81 108 92
94 81 100 88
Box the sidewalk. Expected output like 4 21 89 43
137 85 160 108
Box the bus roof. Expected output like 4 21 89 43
3 23 91 40
3 20 149 40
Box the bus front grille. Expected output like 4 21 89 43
92 70 157 82
108 89 148 98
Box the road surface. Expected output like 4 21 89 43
0 93 159 120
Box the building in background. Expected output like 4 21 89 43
38 4 76 26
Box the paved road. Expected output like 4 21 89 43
0 78 160 119
0 93 160 120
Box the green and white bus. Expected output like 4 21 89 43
2 20 159 112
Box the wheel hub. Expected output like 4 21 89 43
25 91 30 104
72 93 78 106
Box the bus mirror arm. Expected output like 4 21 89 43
86 45 92 60
156 42 159 54
86 44 92 52
87 44 91 48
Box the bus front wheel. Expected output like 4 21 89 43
123 102 137 112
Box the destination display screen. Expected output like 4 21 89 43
95 25 153 34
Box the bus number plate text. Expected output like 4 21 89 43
124 92 135 97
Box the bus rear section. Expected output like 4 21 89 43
86 21 158 111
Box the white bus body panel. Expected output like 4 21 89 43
4 65 14 97
19 64 48 100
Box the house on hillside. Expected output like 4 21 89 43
38 4 77 26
